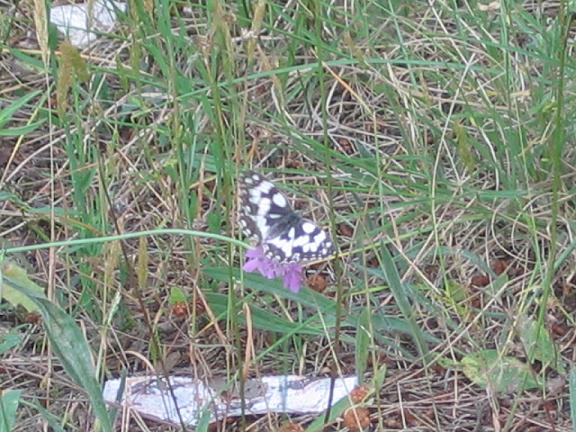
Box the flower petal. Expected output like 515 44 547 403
282 263 304 293
243 247 305 292
245 246 265 259
242 258 261 273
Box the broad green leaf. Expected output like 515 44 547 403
444 279 469 318
444 279 467 303
169 286 187 305
0 261 43 312
519 318 563 373
0 389 21 432
461 349 540 393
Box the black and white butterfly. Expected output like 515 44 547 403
238 171 335 263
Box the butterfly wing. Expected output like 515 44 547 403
238 171 294 243
239 171 335 264
263 217 335 263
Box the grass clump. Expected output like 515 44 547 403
1 1 575 430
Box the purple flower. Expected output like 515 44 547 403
281 262 305 292
243 246 282 279
243 246 304 293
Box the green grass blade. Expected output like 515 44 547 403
204 267 336 312
355 309 371 383
0 90 41 128
204 292 324 336
571 368 576 432
0 119 46 137
377 242 430 363
3 274 113 431
20 400 67 432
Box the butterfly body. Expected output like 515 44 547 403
238 171 334 263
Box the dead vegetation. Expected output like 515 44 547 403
1 1 576 431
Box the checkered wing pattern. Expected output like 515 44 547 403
238 171 335 263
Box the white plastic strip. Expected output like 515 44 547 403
103 375 358 426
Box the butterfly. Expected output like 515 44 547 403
238 171 335 263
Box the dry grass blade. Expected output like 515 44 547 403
32 0 49 66
2 1 576 430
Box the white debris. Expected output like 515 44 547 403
49 1 126 48
103 375 358 426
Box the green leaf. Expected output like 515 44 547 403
3 274 113 431
195 408 212 432
444 279 467 303
206 267 439 347
169 286 187 305
570 368 576 428
0 119 46 137
304 388 354 432
204 293 323 335
22 399 66 432
373 363 387 391
453 120 476 171
461 349 540 393
518 318 563 373
370 313 441 343
355 309 372 383
0 192 29 211
137 237 149 291
377 243 430 362
204 267 336 312
0 329 22 355
0 389 21 432
0 90 41 128
444 279 469 318
0 261 43 312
